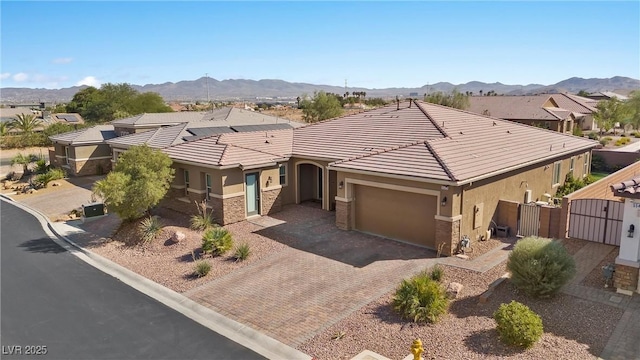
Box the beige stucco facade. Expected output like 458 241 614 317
51 142 112 176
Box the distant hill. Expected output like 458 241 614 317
1 76 638 104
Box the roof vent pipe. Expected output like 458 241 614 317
409 98 412 108
396 96 400 110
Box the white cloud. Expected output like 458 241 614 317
75 76 101 87
52 57 73 64
0 73 10 80
13 73 28 82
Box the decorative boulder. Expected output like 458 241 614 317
170 231 186 244
446 282 464 299
26 188 37 194
51 182 61 187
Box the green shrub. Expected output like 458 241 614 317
494 301 543 348
194 260 211 278
604 136 613 141
587 132 599 140
234 243 251 262
429 264 444 282
572 126 583 137
33 168 65 188
202 227 233 256
507 237 576 297
393 272 449 323
138 216 162 243
35 158 48 174
635 133 640 138
599 139 609 146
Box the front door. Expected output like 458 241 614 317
245 173 260 216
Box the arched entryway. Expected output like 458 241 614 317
297 163 323 207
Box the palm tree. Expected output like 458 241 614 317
11 113 42 134
11 153 39 174
0 121 9 136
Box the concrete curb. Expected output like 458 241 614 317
1 196 311 360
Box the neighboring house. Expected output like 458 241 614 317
51 113 85 125
159 100 598 255
49 125 117 176
585 91 629 101
49 107 304 176
467 93 598 132
0 107 36 123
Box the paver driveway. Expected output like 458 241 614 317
185 204 440 346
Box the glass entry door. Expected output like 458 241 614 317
245 173 260 216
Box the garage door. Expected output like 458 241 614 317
354 185 437 248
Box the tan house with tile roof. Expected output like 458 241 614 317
49 125 117 176
468 94 599 132
160 100 598 255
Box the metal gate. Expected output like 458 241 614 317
568 199 623 246
518 203 540 237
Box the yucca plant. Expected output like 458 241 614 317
202 227 233 256
138 216 162 243
234 243 251 262
190 200 216 230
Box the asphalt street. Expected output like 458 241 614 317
0 200 265 360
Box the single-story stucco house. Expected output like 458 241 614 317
468 93 599 132
49 107 303 176
159 99 598 256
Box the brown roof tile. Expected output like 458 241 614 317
467 95 560 120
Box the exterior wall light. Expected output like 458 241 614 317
441 196 447 206
339 181 344 189
628 224 635 238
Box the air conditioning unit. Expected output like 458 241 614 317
524 190 532 203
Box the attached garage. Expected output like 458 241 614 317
353 185 437 249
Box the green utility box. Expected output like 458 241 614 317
83 203 105 218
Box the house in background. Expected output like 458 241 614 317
467 93 599 132
585 91 629 101
49 107 304 176
49 125 117 176
159 100 598 255
51 113 85 125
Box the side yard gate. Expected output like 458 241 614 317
568 199 623 246
518 203 540 237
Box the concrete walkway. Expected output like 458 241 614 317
571 242 617 285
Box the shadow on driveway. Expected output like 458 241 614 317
254 205 436 267
18 237 66 254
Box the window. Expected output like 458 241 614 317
569 156 575 175
552 161 562 186
184 170 190 196
279 164 287 186
205 173 212 201
113 149 124 163
63 146 70 165
584 152 589 176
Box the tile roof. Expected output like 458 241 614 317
467 95 561 120
610 177 640 198
162 135 284 169
111 107 305 128
549 93 597 114
49 125 117 144
164 100 597 183
293 105 445 160
329 101 598 183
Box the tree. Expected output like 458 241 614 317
11 153 39 174
625 90 640 130
302 91 344 123
10 113 42 133
0 121 8 136
93 145 175 220
577 90 590 97
66 83 172 123
594 97 630 135
424 89 470 110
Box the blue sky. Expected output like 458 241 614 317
1 1 638 89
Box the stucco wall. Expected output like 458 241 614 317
462 151 589 241
74 144 111 159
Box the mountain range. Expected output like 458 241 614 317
1 76 638 104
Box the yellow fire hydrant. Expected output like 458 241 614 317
410 338 424 360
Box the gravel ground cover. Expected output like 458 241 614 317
299 261 623 360
559 238 588 255
85 207 288 293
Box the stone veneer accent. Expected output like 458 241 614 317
335 200 352 230
71 159 112 176
222 195 246 224
261 188 282 215
614 264 639 293
435 218 461 256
